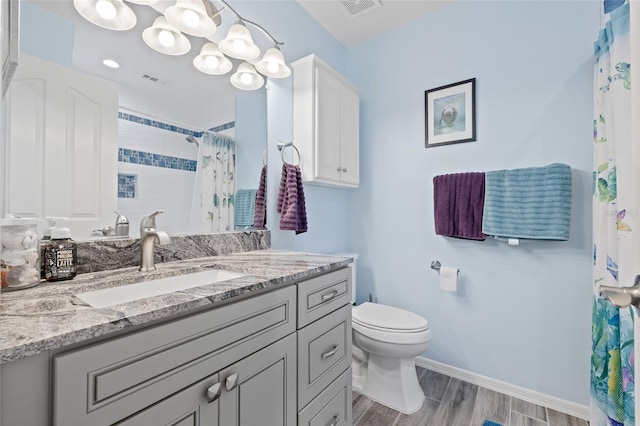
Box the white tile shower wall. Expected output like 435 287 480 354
118 162 194 238
118 114 199 237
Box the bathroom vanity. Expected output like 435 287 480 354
0 250 353 426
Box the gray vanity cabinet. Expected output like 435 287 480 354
296 268 353 426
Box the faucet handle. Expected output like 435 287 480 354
140 210 164 229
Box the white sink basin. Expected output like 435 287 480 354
76 269 245 308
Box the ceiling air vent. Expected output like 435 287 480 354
142 74 159 82
339 0 382 16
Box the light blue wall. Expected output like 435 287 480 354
19 1 73 66
231 1 351 254
345 1 598 405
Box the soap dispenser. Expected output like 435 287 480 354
114 211 129 237
43 219 77 282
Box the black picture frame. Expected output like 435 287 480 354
425 78 476 148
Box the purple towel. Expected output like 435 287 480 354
277 164 308 234
433 172 486 240
253 165 267 229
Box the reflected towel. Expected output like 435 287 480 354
253 165 267 229
234 189 257 229
277 164 308 234
433 172 486 240
482 163 572 240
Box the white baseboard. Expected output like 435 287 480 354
415 357 589 421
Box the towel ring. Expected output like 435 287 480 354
262 149 267 166
277 141 301 166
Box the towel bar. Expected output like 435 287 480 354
430 260 460 275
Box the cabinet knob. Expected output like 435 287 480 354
336 167 342 172
321 344 339 359
342 167 347 173
326 414 339 426
225 373 239 391
206 382 221 403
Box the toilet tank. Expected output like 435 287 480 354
333 253 358 304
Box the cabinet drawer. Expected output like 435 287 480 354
298 304 352 409
298 368 352 426
53 285 296 426
297 267 351 328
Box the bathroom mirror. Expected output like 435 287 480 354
10 0 268 238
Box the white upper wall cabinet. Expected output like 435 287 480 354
5 54 118 238
292 54 360 188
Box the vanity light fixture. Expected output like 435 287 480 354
164 0 217 37
102 58 121 68
230 62 264 91
73 0 137 31
142 16 191 55
74 0 292 91
193 43 233 75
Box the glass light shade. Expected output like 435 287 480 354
124 0 158 4
73 0 136 31
255 47 291 78
142 16 191 55
219 22 260 60
164 0 216 37
230 62 264 91
193 43 233 75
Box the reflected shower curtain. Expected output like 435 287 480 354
591 3 636 425
190 132 236 232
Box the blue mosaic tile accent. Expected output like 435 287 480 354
118 112 205 138
118 148 197 172
118 173 137 199
209 121 235 133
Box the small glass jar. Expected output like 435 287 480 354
1 218 41 291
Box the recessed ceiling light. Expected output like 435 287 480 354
102 59 120 69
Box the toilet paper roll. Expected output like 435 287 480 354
439 266 458 292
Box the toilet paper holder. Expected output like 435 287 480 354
430 260 460 275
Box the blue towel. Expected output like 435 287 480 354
482 421 503 426
234 189 257 229
482 163 572 240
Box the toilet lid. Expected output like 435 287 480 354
352 302 429 332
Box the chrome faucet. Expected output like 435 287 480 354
139 210 171 272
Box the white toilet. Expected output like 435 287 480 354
341 254 432 415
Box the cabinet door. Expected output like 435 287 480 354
314 66 342 183
338 85 359 186
5 53 118 238
219 333 297 426
116 374 220 426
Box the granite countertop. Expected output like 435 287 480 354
0 250 352 364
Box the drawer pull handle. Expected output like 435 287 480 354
225 373 239 391
206 383 221 403
321 290 338 301
322 344 339 359
326 414 339 426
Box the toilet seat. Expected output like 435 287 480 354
352 302 429 332
352 302 431 345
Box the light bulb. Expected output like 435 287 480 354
266 60 279 74
232 39 247 54
204 55 220 70
158 30 176 47
182 9 200 28
240 72 253 85
96 0 117 20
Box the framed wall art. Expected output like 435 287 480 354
425 78 476 148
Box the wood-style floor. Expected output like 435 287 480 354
352 367 589 426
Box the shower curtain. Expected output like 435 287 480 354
190 132 236 233
591 2 637 425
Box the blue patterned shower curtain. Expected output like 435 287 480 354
190 132 236 232
591 2 636 425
